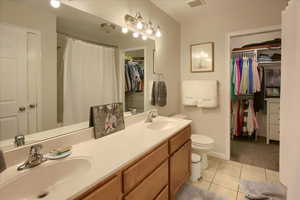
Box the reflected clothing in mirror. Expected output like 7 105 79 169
125 62 144 92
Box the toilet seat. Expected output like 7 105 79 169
191 134 214 150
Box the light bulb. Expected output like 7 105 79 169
133 32 139 38
146 28 153 35
136 21 143 30
50 0 60 8
121 27 128 34
155 29 161 38
142 35 148 40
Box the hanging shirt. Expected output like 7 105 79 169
248 57 254 93
240 57 249 94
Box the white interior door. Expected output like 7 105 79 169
27 32 41 134
0 25 27 140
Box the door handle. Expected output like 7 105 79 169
19 107 26 112
29 104 37 109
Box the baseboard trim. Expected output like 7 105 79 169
208 151 227 160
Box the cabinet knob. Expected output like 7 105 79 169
29 104 37 109
19 107 26 112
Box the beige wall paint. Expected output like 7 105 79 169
281 0 300 196
0 0 58 131
181 1 286 158
63 0 181 116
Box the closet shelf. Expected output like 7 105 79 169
258 61 281 65
232 46 281 53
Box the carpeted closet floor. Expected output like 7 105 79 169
230 137 279 171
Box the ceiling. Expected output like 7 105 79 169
150 0 288 24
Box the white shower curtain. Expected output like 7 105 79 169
63 38 119 125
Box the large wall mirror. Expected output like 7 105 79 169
0 0 155 150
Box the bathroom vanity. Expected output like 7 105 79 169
0 116 192 200
76 125 191 200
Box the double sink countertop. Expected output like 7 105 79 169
0 116 192 200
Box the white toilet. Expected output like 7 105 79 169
173 114 215 170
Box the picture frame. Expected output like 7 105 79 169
190 42 214 73
89 103 125 139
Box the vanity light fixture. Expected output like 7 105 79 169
121 27 129 34
133 32 139 38
124 13 162 39
155 26 162 38
146 22 154 35
136 13 144 30
50 0 61 8
142 35 148 41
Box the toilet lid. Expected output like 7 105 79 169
191 153 201 163
191 134 214 145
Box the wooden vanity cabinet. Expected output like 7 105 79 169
169 141 191 200
77 125 191 200
81 175 122 200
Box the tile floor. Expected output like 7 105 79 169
191 156 281 200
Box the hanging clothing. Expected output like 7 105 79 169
231 55 262 97
231 100 259 137
125 62 144 92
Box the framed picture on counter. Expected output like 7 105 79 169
90 103 125 139
190 42 214 73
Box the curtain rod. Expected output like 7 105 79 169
57 32 118 49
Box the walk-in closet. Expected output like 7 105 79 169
230 30 281 171
124 49 145 114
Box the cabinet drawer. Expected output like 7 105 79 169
155 186 169 200
82 176 122 200
269 114 280 125
170 126 191 154
125 161 169 200
269 103 280 114
270 125 280 141
123 143 168 193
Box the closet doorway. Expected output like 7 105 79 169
228 27 281 171
123 48 145 115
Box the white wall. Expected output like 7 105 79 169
181 0 286 158
281 0 300 197
62 0 181 116
0 0 58 131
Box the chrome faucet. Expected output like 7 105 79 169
17 144 47 171
145 110 158 123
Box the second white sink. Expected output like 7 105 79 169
146 118 177 131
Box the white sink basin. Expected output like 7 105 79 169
0 157 91 200
147 118 177 131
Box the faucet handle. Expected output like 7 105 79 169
30 144 43 155
151 110 158 117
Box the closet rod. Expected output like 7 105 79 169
57 32 118 48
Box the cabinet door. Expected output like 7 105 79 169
170 141 191 200
82 176 122 200
125 161 168 200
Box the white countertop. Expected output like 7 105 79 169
0 116 191 200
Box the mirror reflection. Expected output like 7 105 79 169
0 0 155 150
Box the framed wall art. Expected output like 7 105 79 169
190 42 214 73
90 103 125 139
